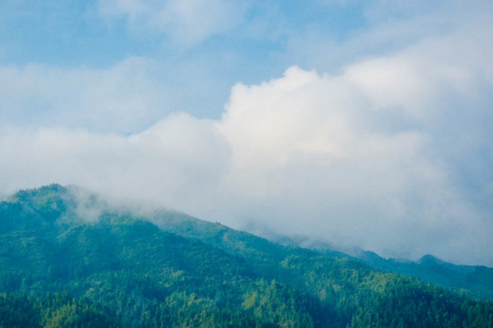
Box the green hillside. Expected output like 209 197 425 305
276 235 493 301
355 251 493 301
1 184 493 327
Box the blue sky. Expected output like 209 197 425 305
0 0 445 122
0 1 368 65
1 0 493 265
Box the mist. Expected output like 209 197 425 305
2 2 493 266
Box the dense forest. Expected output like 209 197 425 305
270 235 493 301
1 184 493 327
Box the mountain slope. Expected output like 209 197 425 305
358 251 493 300
1 184 493 328
280 234 493 301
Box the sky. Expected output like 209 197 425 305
1 0 493 266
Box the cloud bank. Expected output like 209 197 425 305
2 5 493 266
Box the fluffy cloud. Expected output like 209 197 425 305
215 60 492 264
2 7 493 265
0 112 229 207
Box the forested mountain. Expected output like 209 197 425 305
1 184 493 327
261 234 493 301
357 251 493 301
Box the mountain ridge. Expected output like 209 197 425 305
269 234 493 301
1 184 493 327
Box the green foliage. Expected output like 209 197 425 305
358 251 493 300
1 185 493 328
9 184 73 221
0 292 120 328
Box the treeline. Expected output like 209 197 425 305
0 292 119 328
3 278 492 328
3 271 493 327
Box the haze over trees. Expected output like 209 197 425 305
0 185 493 327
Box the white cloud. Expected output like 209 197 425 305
98 0 248 45
0 112 230 209
2 1 493 266
0 57 166 133
281 0 493 76
214 61 491 264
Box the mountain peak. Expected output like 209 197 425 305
8 184 75 221
418 254 444 266
10 184 69 201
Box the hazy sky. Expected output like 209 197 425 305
1 0 493 266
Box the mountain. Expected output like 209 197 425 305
280 235 493 301
1 184 493 327
358 251 493 300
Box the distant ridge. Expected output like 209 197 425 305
269 234 493 300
